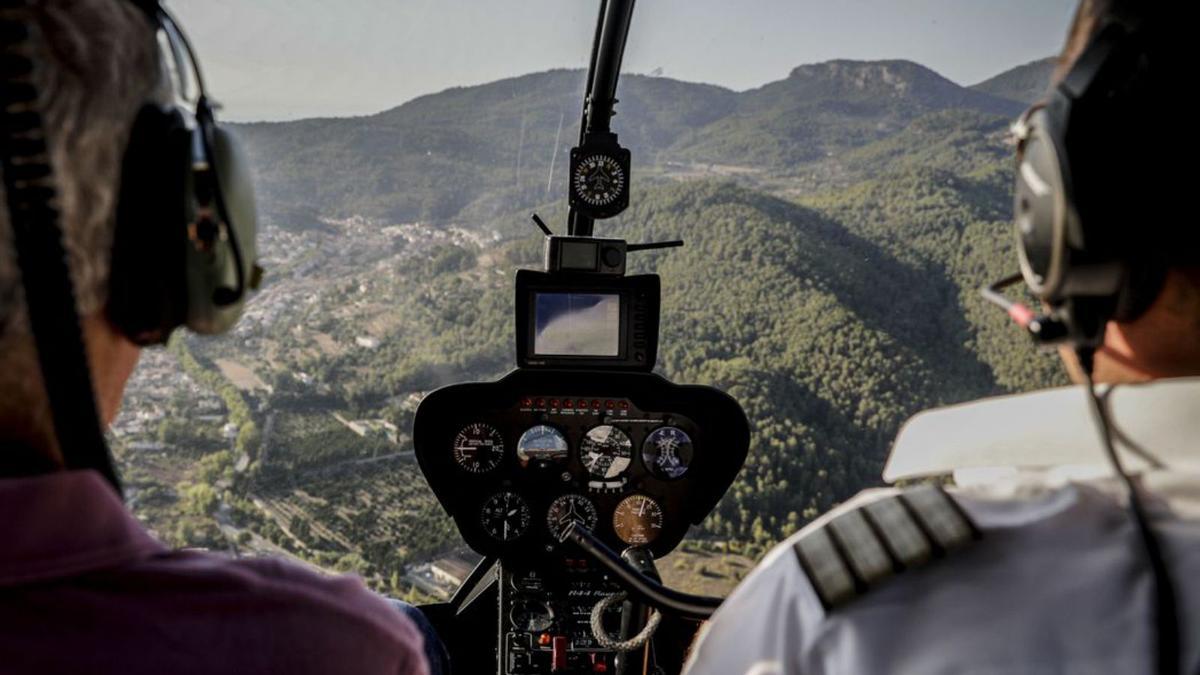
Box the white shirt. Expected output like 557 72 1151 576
684 378 1200 675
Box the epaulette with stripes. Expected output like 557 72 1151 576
792 484 980 611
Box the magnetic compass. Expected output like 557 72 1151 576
568 144 630 219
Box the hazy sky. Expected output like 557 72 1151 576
167 0 1079 122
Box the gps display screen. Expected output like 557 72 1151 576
533 293 621 356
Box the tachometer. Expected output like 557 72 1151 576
453 423 504 473
581 425 632 479
546 494 599 541
612 494 664 546
480 491 531 541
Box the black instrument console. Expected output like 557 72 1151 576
413 368 749 674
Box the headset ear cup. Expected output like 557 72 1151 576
1014 108 1072 300
182 122 258 333
109 104 192 345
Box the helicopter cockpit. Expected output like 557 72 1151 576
7 0 1149 674
410 3 751 671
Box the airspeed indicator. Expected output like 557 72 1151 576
453 423 505 473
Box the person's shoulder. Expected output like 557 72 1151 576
782 483 979 611
129 550 428 674
686 485 979 673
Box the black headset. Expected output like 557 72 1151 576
1009 16 1170 348
999 13 1182 675
109 1 262 345
0 0 259 488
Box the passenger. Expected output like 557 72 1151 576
0 2 435 673
685 2 1198 674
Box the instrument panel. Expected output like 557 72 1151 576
413 369 750 561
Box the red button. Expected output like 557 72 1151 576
538 633 552 646
620 401 629 410
591 400 601 409
578 399 588 408
550 399 560 408
521 398 532 407
564 399 574 408
536 398 545 407
605 400 615 409
551 636 568 671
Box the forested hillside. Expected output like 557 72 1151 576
970 56 1057 105
115 56 1066 585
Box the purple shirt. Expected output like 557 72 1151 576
0 470 429 675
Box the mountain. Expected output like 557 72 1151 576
673 60 1023 168
234 59 1024 227
970 56 1057 105
235 70 735 226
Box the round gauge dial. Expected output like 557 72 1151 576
509 599 555 633
517 425 569 468
573 154 626 207
612 494 665 546
480 491 532 542
452 423 505 473
641 426 694 480
546 494 599 541
581 425 633 479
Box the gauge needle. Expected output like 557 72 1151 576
638 500 646 516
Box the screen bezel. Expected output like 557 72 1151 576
515 270 658 371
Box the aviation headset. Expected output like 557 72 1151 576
1003 10 1184 674
1010 9 1184 349
0 0 259 487
110 0 261 344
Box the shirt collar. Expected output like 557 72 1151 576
0 469 165 586
884 377 1200 483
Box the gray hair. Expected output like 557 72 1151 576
0 0 163 341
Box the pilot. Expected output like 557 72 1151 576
0 2 437 673
685 2 1199 674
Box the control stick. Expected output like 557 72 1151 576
562 522 724 620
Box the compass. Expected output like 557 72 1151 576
568 144 630 219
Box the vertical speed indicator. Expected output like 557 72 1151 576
453 423 505 473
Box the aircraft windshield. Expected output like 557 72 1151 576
113 0 1078 600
